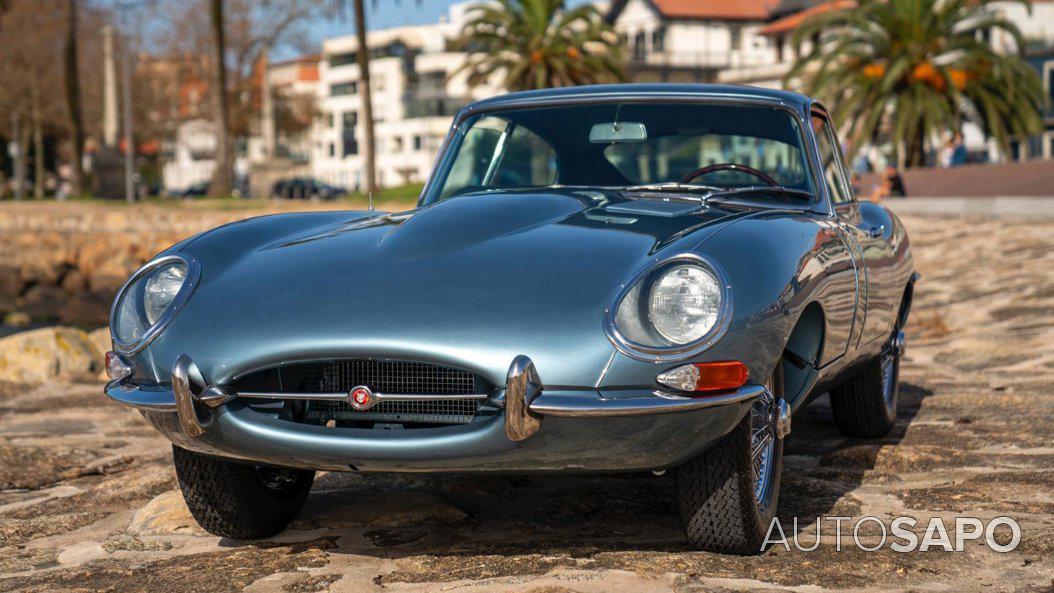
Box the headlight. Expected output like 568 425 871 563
647 264 721 344
111 254 199 354
144 264 187 325
607 255 730 361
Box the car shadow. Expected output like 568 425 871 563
222 381 934 558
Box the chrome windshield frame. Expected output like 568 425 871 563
418 92 831 215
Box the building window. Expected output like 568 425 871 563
413 135 423 151
328 143 335 157
329 52 357 68
634 31 647 60
776 35 785 62
341 111 358 130
652 28 665 53
331 81 358 96
1046 61 1054 103
730 26 742 51
393 136 404 153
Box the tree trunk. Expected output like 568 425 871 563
208 0 233 196
31 81 44 199
32 117 44 199
907 123 926 168
64 0 85 199
353 0 377 195
12 112 26 200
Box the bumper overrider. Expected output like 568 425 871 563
105 353 767 472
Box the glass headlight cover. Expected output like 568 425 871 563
609 256 730 359
144 263 187 325
647 264 721 344
111 255 197 353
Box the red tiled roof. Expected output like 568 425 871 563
650 0 781 20
759 0 855 35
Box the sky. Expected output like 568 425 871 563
280 0 594 59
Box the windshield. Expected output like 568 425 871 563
424 101 815 203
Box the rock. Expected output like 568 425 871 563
60 269 87 293
0 326 101 384
20 284 66 321
88 327 112 358
127 490 206 536
58 294 110 326
3 311 31 327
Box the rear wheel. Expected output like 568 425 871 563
677 366 786 554
173 446 314 539
830 330 902 438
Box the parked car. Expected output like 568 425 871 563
271 177 345 200
104 85 915 554
175 181 209 199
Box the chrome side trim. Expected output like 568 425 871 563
530 384 764 417
504 355 542 441
110 253 201 356
238 391 489 402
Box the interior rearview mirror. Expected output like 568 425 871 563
589 122 647 144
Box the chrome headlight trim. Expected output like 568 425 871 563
603 253 733 363
109 253 201 355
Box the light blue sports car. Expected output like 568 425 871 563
105 84 916 554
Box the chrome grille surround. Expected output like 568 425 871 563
305 397 485 425
233 359 490 425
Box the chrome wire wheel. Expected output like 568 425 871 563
880 329 902 416
751 368 782 513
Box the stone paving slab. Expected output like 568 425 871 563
0 213 1052 593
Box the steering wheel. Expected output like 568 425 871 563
680 163 780 186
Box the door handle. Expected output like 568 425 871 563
867 225 885 238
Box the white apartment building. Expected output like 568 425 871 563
312 3 500 190
605 0 814 85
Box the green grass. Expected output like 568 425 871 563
6 184 426 213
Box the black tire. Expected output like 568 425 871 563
172 446 314 539
677 369 784 555
829 349 898 438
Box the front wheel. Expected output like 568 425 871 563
677 367 786 554
173 446 314 539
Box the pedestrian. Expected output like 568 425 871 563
939 134 955 168
867 164 908 202
950 133 967 166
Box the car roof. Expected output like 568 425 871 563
466 84 813 111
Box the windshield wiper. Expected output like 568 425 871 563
705 185 815 202
619 182 723 194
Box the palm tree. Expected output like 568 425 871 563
787 0 1044 167
207 0 233 196
456 0 625 92
351 0 377 196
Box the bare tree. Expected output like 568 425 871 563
207 0 233 196
64 0 85 198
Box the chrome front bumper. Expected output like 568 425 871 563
106 354 764 429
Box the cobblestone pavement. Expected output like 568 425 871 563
0 213 1052 593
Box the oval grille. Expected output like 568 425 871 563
234 360 490 426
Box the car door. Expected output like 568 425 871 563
811 112 892 348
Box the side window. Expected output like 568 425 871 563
490 125 558 189
438 116 507 199
437 116 557 199
811 115 853 203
